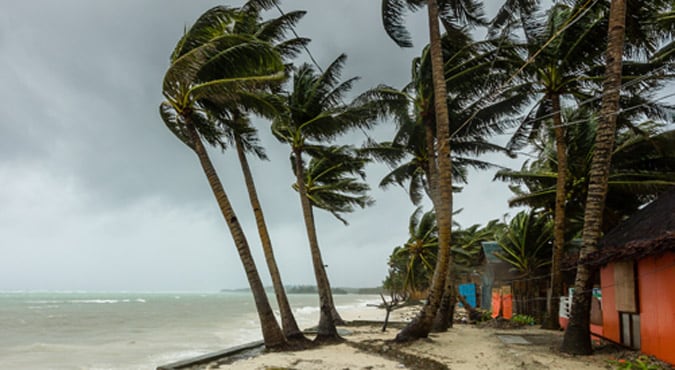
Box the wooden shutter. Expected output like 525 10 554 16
614 261 637 313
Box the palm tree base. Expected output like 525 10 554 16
285 332 312 345
313 334 345 344
394 314 432 342
540 311 561 331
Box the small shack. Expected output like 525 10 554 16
582 189 675 365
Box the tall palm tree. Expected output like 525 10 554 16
372 17 525 336
229 114 306 341
562 0 627 355
364 30 525 206
381 0 484 341
272 55 378 342
200 0 311 341
499 1 609 330
562 0 674 354
159 6 287 348
292 145 374 332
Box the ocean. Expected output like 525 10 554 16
0 292 383 370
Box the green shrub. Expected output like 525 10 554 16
608 355 666 370
510 314 536 325
474 308 492 322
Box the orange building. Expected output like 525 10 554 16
583 190 675 365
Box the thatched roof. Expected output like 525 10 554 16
582 189 675 266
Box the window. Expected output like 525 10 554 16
620 312 641 349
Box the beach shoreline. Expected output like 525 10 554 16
158 304 616 370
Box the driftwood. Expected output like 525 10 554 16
366 293 401 332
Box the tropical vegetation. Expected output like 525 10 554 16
159 0 674 353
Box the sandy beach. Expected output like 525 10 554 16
194 305 616 370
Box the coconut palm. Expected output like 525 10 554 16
159 6 287 348
562 2 627 353
272 55 378 342
496 111 675 236
297 145 374 225
497 1 611 330
562 0 674 353
368 23 527 334
380 0 486 341
290 145 373 334
395 207 439 297
364 30 526 206
198 0 310 341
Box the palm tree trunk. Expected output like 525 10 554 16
234 137 306 341
543 94 566 330
185 119 286 349
396 0 454 342
431 271 455 332
292 148 342 342
561 0 626 355
425 118 439 205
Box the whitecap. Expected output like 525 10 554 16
69 299 119 304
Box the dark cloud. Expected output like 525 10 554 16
0 0 522 291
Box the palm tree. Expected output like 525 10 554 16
293 145 374 331
498 1 610 330
272 55 378 342
372 18 526 335
562 0 674 353
496 111 675 236
381 0 488 341
562 0 627 355
230 115 306 341
200 0 310 341
159 6 287 348
298 145 374 225
433 218 505 331
394 207 439 298
364 30 525 207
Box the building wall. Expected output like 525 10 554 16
637 252 675 365
600 252 675 365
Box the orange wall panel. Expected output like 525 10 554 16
638 253 675 365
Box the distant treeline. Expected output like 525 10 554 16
221 286 385 295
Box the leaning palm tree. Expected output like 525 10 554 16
298 145 374 225
562 0 674 354
367 23 526 334
159 6 287 348
272 55 378 342
200 0 311 341
500 1 609 330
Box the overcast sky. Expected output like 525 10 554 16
0 0 532 292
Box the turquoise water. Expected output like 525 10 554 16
0 292 381 369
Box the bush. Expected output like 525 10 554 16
474 309 492 322
608 355 667 370
510 314 536 326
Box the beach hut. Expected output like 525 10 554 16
582 189 675 365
